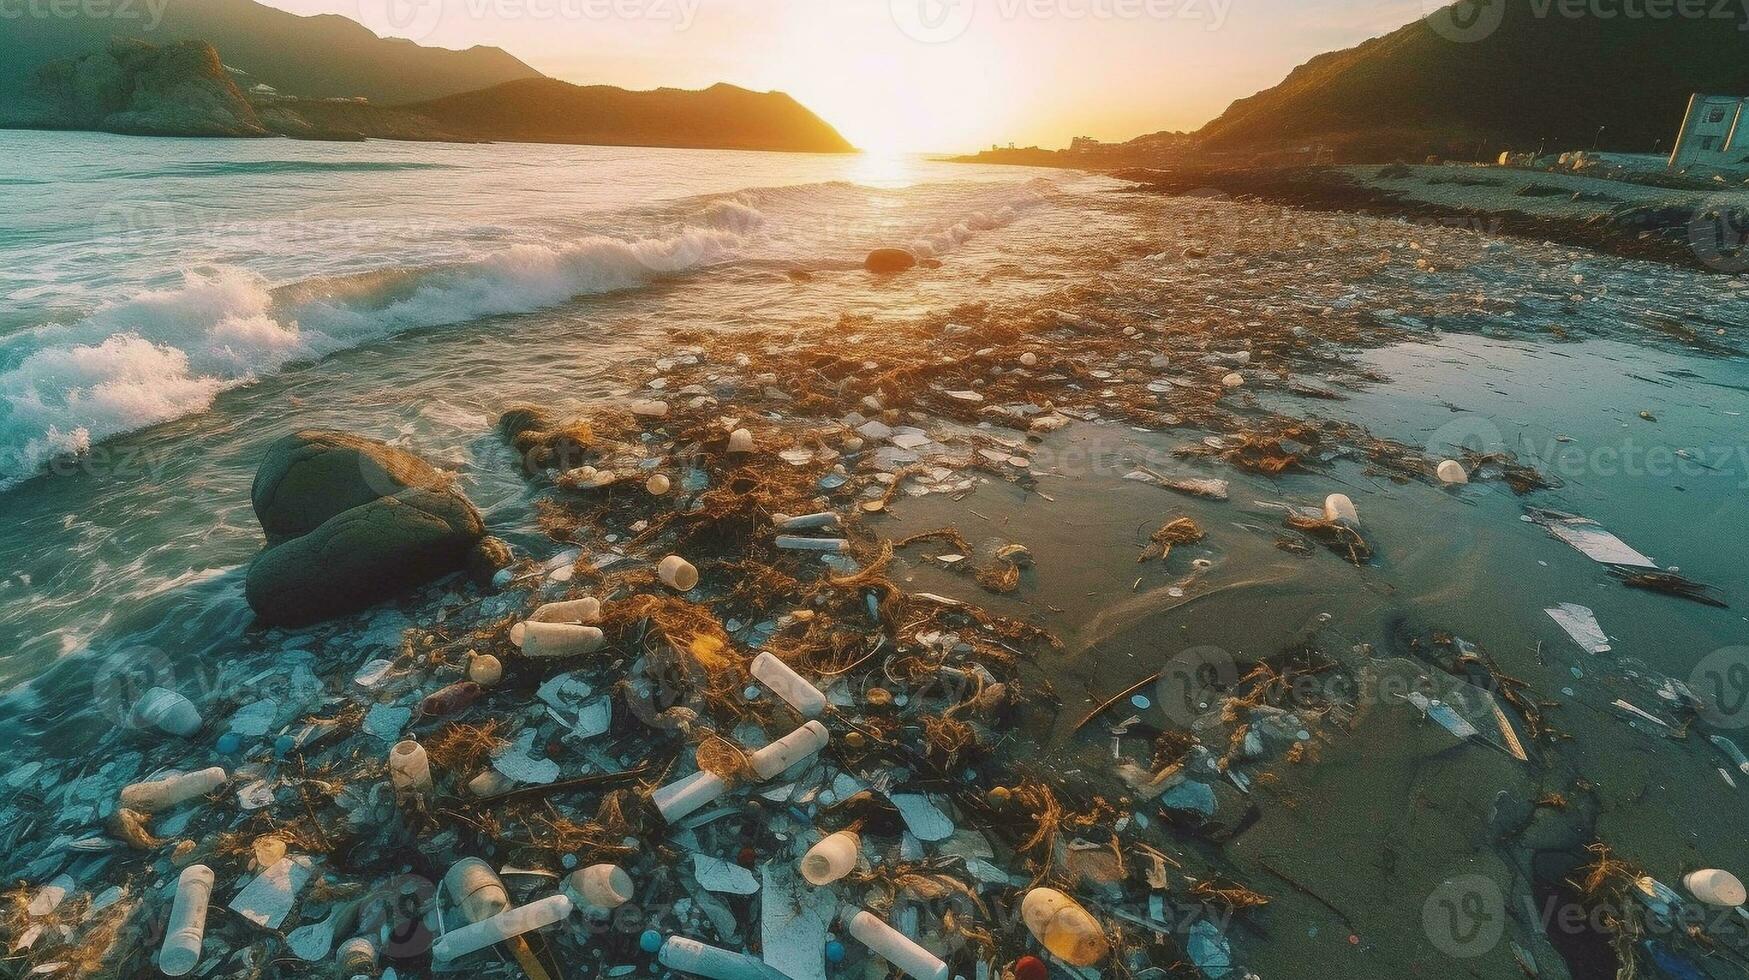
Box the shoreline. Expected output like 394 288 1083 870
4 189 1748 979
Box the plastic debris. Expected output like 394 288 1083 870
1545 603 1611 654
229 855 315 930
158 865 214 977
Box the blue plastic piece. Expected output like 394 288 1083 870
825 940 845 963
640 930 663 954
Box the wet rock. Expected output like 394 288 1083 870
245 487 483 625
251 430 459 545
865 247 917 274
467 535 514 587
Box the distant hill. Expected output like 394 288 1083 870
0 0 540 104
16 37 269 137
406 78 855 152
1195 0 1749 160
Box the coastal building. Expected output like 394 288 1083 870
1668 93 1748 169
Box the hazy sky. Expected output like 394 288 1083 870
266 0 1431 151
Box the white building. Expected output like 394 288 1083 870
1669 93 1748 169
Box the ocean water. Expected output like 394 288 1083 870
0 130 1128 717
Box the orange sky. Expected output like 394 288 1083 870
271 0 1432 151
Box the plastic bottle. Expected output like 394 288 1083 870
431 893 573 963
121 767 227 812
134 687 202 737
748 721 830 779
1436 459 1469 485
774 536 850 553
749 651 827 718
389 740 433 794
567 864 635 911
1323 493 1359 526
653 770 729 823
1020 888 1109 966
445 858 510 922
800 831 859 886
336 935 377 975
658 936 794 980
158 864 215 976
514 621 606 658
1684 868 1747 907
659 555 700 591
841 908 950 980
773 512 841 531
530 597 601 625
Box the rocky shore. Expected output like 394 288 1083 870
4 230 1747 980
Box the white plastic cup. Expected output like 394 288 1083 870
1436 459 1468 484
431 893 573 963
121 767 226 813
652 770 728 823
800 831 859 886
389 740 433 794
1020 888 1109 966
727 428 753 453
748 721 830 780
134 687 202 737
750 651 827 719
445 857 510 922
659 936 791 980
530 597 601 625
514 621 606 658
1324 493 1359 526
842 909 950 980
1685 868 1747 907
567 864 635 911
158 864 215 976
659 555 700 592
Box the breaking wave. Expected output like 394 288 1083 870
0 175 1058 489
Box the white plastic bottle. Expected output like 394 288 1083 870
841 908 950 980
658 936 792 980
748 721 830 779
567 864 635 912
158 864 215 976
121 767 227 812
389 740 433 794
1684 868 1747 907
431 893 573 963
652 770 728 823
750 652 827 718
1020 888 1109 966
445 858 510 922
514 621 606 658
530 597 601 624
800 831 859 886
134 687 203 737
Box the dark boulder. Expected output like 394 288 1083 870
245 487 484 626
244 431 485 625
